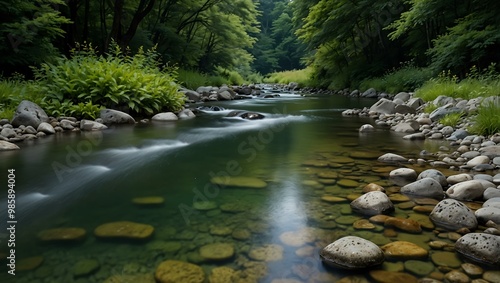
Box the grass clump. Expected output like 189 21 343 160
359 65 434 93
469 101 500 136
33 42 184 118
264 68 312 87
439 112 463 127
0 77 43 120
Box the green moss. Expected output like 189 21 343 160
439 112 463 127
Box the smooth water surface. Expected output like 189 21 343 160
0 93 485 282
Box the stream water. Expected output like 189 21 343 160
0 91 493 282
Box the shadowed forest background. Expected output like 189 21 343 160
2 0 500 86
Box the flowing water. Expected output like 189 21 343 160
0 91 492 282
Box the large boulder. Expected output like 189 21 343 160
455 233 500 266
0 141 20 151
370 98 397 114
418 169 448 187
430 104 462 121
11 100 49 128
350 191 394 216
429 199 478 231
320 236 385 269
100 109 135 124
227 111 264 120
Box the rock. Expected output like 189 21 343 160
394 92 411 102
350 191 394 216
483 271 500 283
209 266 236 283
232 229 251 240
455 233 500 266
484 188 500 200
155 260 205 283
279 228 316 247
73 259 100 277
404 260 434 277
446 180 486 201
475 207 500 224
178 109 196 119
37 227 86 242
17 256 44 271
193 201 217 211
362 88 377 98
359 124 375 132
378 153 408 163
80 119 108 131
479 146 500 159
447 173 473 185
363 183 385 193
369 270 418 283
209 225 232 236
392 122 416 133
389 168 417 186
227 111 265 120
100 109 135 124
484 197 500 208
418 169 448 187
431 251 462 268
0 140 20 151
94 221 154 239
407 98 425 109
370 98 397 114
444 270 470 283
211 176 267 189
381 241 428 259
59 119 75 130
23 126 37 134
199 243 234 261
11 100 49 128
320 236 385 269
430 105 462 121
182 90 201 102
146 240 182 253
217 90 233 100
152 112 178 121
461 263 483 277
384 217 422 233
401 178 444 199
467 156 490 166
403 133 426 140
429 199 478 231
249 244 284 262
1 128 16 138
37 122 55 134
448 129 469 141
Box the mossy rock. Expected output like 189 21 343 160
94 221 154 239
37 227 86 242
155 260 205 283
199 243 235 261
211 176 267 189
73 259 100 277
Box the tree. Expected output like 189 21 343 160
0 0 70 74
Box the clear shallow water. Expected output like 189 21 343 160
0 93 495 282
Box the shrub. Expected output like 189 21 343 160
0 77 43 120
264 68 312 87
33 43 184 117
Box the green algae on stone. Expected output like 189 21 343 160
404 260 434 277
431 251 462 268
211 176 267 189
73 259 100 277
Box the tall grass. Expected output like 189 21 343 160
469 102 500 136
264 68 312 87
0 78 43 120
439 112 463 127
415 70 500 101
359 66 434 93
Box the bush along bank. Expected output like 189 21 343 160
328 92 500 272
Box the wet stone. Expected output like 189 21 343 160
369 270 418 283
199 243 234 261
335 215 362 225
320 236 385 270
73 259 100 277
17 256 44 271
232 229 251 240
381 241 428 259
338 179 359 188
321 195 348 203
131 196 165 206
461 263 483 277
154 260 205 283
404 260 435 277
363 183 386 193
94 221 154 240
193 201 218 211
248 244 284 262
444 270 470 283
483 271 500 283
353 219 376 230
37 227 86 242
431 251 462 268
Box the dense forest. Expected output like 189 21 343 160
1 0 500 87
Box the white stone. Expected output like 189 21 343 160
446 180 486 201
152 112 179 121
430 199 478 231
401 178 444 199
320 236 384 269
350 191 394 216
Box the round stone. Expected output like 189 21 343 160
131 196 165 205
338 179 359 188
317 171 339 179
155 260 205 283
363 183 386 193
249 244 284 262
279 228 316 247
483 271 500 283
17 256 44 271
389 168 417 186
455 233 500 266
320 236 385 270
404 260 434 277
353 219 376 230
431 251 462 268
350 191 395 216
384 217 422 233
232 229 251 240
37 227 86 242
211 176 267 188
461 263 483 277
381 241 428 259
209 267 236 283
199 243 234 261
193 201 217 211
209 226 232 236
73 259 100 277
369 270 418 283
94 221 154 239
429 199 478 231
444 270 470 283
321 195 347 203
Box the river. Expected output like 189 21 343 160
0 91 479 282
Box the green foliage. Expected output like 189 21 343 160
33 43 184 117
415 70 500 101
469 102 500 136
177 69 230 89
264 68 312 87
359 65 435 93
422 104 438 114
439 113 463 127
0 0 71 73
245 72 264 84
0 78 43 119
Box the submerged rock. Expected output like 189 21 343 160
37 227 86 242
211 176 267 189
381 241 428 259
199 243 234 261
350 191 395 216
94 221 154 239
227 111 265 120
320 236 385 269
0 140 20 151
249 244 284 262
155 260 205 283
